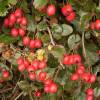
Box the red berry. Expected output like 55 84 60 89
34 91 41 97
18 64 25 72
44 79 53 86
9 13 16 23
11 28 18 37
95 19 100 30
49 83 58 93
98 50 100 55
4 18 9 27
29 40 35 49
34 39 42 48
23 36 30 46
76 65 85 75
90 22 95 30
81 73 90 82
16 17 21 23
20 17 28 26
28 72 36 80
24 59 30 68
86 95 93 100
86 88 94 96
31 60 39 71
27 65 34 72
46 4 56 16
17 57 24 65
38 61 46 69
66 11 76 22
89 74 96 83
18 28 26 37
63 55 70 65
2 70 9 78
15 8 22 18
44 86 50 93
68 55 75 65
61 4 73 16
73 54 81 63
70 73 79 81
38 71 47 81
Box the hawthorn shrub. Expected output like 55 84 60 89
0 0 100 100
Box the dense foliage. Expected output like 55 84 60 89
0 0 100 100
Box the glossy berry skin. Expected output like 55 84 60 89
31 60 39 71
68 55 75 65
44 79 53 86
70 73 79 81
17 57 24 65
2 71 9 78
23 36 30 46
38 71 47 81
4 18 9 27
90 22 95 30
34 39 42 48
29 40 35 49
27 65 34 72
24 59 30 68
89 74 96 83
28 72 36 80
49 83 58 93
66 11 76 22
81 73 90 82
15 8 22 18
38 61 46 69
20 17 28 26
18 28 26 37
34 91 41 97
61 4 73 16
18 64 25 72
76 65 85 75
16 18 22 23
44 86 50 93
9 13 16 23
73 54 81 64
86 95 93 100
11 28 18 37
46 4 56 16
95 19 100 30
86 88 94 96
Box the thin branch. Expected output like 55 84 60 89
14 92 23 100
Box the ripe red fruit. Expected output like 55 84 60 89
46 4 56 16
95 19 100 30
86 88 94 96
63 55 70 65
34 39 42 48
29 40 35 49
14 8 22 18
98 50 100 55
76 65 85 75
18 64 25 72
68 55 75 65
17 57 24 65
81 73 90 82
24 59 30 68
49 83 58 93
4 18 9 27
31 60 39 71
86 95 93 100
16 18 21 23
28 72 36 80
44 79 53 86
44 86 50 93
9 13 16 23
38 71 47 81
27 65 34 72
18 28 26 37
34 91 41 97
38 61 46 69
23 36 30 46
11 28 18 37
66 11 76 22
61 4 73 16
20 17 28 26
90 22 95 30
70 73 79 81
2 70 9 78
73 54 81 63
89 74 96 83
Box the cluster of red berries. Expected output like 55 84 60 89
0 69 10 83
4 8 27 37
17 57 58 95
63 54 96 100
61 4 76 22
90 19 100 30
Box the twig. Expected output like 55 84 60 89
0 87 13 94
14 92 23 100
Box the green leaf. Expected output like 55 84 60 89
50 45 66 60
68 34 81 49
94 87 100 97
61 24 73 36
52 24 62 33
0 34 19 44
8 0 17 5
33 0 48 9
